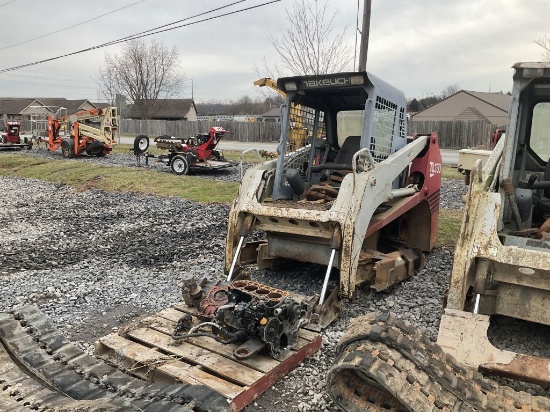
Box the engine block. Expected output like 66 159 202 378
177 278 308 358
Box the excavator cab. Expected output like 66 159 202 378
226 71 442 327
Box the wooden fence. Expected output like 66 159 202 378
119 120 281 143
1 118 503 150
409 120 503 149
121 119 502 149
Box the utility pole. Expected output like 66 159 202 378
358 0 371 72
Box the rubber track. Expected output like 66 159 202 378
327 312 550 412
0 305 231 412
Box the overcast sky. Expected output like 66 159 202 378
0 0 548 104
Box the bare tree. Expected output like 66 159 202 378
535 36 550 61
440 83 460 99
98 39 185 119
263 0 353 77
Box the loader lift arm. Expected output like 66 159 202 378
254 77 310 152
253 77 286 98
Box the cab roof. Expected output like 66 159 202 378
277 71 405 112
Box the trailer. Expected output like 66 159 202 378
133 126 236 175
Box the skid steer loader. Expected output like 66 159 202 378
436 62 550 386
225 71 442 327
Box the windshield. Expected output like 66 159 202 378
337 110 364 146
530 102 550 161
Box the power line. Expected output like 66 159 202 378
0 0 17 8
99 0 248 48
0 0 147 52
0 0 280 74
3 72 94 81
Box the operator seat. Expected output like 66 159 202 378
302 136 362 202
310 135 361 173
285 136 363 200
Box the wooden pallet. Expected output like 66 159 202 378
95 303 321 411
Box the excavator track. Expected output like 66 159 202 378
327 312 550 412
0 305 230 412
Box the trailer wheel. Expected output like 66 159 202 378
86 141 105 156
61 139 75 159
134 135 149 154
170 155 190 175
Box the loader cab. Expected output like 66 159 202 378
498 64 550 239
271 72 408 201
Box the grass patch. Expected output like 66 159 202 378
222 149 265 163
112 143 164 155
438 209 464 246
442 165 464 180
0 154 238 203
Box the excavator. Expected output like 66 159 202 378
326 63 550 411
47 106 118 158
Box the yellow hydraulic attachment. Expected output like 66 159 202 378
254 78 308 152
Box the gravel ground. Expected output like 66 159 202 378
1 149 549 411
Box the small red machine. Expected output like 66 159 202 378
133 126 234 175
1 121 32 150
